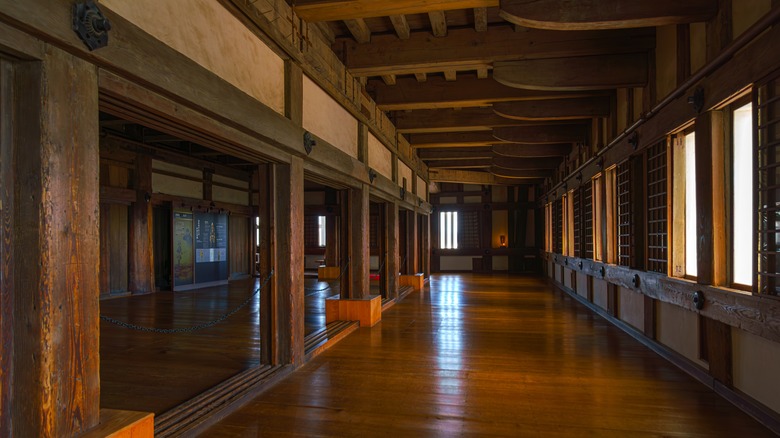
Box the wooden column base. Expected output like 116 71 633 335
81 409 154 438
326 295 381 327
318 266 341 280
400 273 425 290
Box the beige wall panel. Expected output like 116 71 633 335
213 186 249 206
492 256 508 271
304 191 326 205
152 173 203 199
576 272 589 298
690 22 707 73
657 301 709 369
417 176 427 200
213 174 249 189
592 278 608 309
491 185 508 203
492 210 508 248
464 195 482 204
368 133 393 179
618 286 644 331
398 161 413 190
563 267 573 289
152 160 202 179
656 25 678 102
303 75 358 157
732 0 772 38
103 0 285 114
439 196 457 205
733 328 780 413
440 256 475 271
464 184 482 192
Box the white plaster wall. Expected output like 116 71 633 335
576 272 589 298
152 174 202 199
592 278 608 309
213 186 248 206
464 196 482 204
303 76 358 158
398 161 413 190
368 133 393 180
492 256 508 271
733 328 780 413
657 301 709 369
440 256 475 271
618 286 644 331
417 176 427 200
103 0 285 114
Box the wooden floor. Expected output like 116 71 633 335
205 274 773 437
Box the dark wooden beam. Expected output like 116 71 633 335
335 26 655 77
426 159 492 168
492 143 572 157
368 75 602 111
494 53 648 91
418 147 493 160
493 96 612 120
490 166 552 178
348 184 370 298
410 131 510 148
344 18 371 43
128 154 155 294
294 0 498 21
499 0 717 30
394 108 582 133
493 124 589 143
386 202 400 300
389 15 411 40
491 156 562 169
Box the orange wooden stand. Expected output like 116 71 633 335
400 273 425 290
325 295 382 327
82 409 154 438
317 266 341 280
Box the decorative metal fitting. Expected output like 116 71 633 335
628 131 639 150
596 157 604 170
599 266 606 278
575 173 583 182
73 1 111 51
578 261 583 269
303 131 316 155
399 187 406 200
688 87 705 113
632 274 640 288
368 168 377 183
693 291 705 310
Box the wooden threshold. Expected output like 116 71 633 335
154 364 291 437
303 320 360 362
398 285 415 301
381 297 396 312
549 279 780 435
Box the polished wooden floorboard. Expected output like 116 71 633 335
205 274 773 437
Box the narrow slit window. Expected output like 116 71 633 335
685 131 698 277
439 211 458 249
317 216 326 247
733 102 753 286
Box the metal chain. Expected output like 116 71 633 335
100 270 274 334
374 257 386 278
303 258 350 292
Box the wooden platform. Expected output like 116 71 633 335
204 274 774 437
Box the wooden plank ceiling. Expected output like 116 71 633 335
291 0 717 184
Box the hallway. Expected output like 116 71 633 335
205 274 771 436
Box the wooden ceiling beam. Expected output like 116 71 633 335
428 11 448 37
492 143 572 157
474 7 488 32
490 166 551 179
393 108 587 134
381 74 397 85
493 53 648 91
499 0 717 31
334 26 654 77
490 156 562 169
369 75 603 111
493 125 589 144
428 168 533 185
414 72 428 83
426 159 492 169
294 0 498 22
418 147 493 160
444 70 457 81
477 67 489 79
389 15 411 40
344 18 371 43
493 96 611 121
410 132 505 148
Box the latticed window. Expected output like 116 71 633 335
573 188 582 258
369 214 379 249
304 215 320 248
553 199 563 254
582 184 594 259
616 161 632 266
459 210 481 249
646 140 668 274
757 72 780 294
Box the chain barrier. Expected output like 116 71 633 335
303 258 350 292
374 257 386 279
100 270 274 334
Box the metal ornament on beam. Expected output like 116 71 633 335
73 0 111 51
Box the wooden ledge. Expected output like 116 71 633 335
304 320 360 361
400 273 425 290
325 294 381 327
318 266 341 280
81 409 154 438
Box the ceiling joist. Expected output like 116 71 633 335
499 0 717 31
493 53 648 91
389 15 411 39
293 0 498 22
344 18 371 43
474 7 488 32
428 11 448 37
492 96 612 121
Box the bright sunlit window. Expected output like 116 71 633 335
317 216 326 247
440 211 458 249
733 102 753 286
685 131 698 277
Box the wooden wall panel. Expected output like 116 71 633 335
108 204 129 294
229 215 250 278
0 57 14 438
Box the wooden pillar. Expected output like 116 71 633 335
358 123 369 164
12 49 100 436
324 215 339 266
347 184 370 299
273 157 304 365
386 202 400 299
695 110 726 286
409 210 419 274
421 214 430 277
257 164 274 364
129 154 155 294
